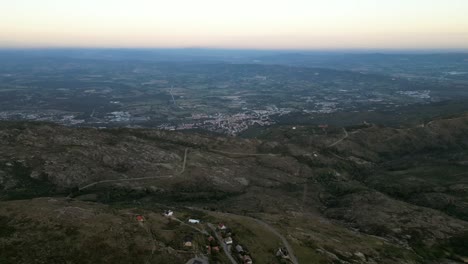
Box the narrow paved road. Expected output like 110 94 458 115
250 218 299 264
188 207 299 264
207 223 238 264
78 148 189 191
185 257 209 264
328 128 348 148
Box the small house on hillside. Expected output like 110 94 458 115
188 219 200 224
164 210 174 217
224 237 233 245
221 227 232 237
207 244 220 255
235 244 245 254
242 255 253 264
183 235 194 248
276 247 290 259
207 236 219 248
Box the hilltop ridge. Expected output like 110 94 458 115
1 113 468 263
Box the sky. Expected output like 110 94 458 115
1 0 468 50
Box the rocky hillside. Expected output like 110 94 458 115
1 115 468 263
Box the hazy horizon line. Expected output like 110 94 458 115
1 46 468 54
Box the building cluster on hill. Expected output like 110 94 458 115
158 108 293 135
215 223 253 264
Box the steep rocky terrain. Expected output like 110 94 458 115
1 114 468 263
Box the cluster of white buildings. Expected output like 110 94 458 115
397 90 431 99
158 108 292 135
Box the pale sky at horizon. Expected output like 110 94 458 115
1 0 468 50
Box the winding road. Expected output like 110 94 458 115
72 143 303 263
207 223 238 264
328 128 348 148
78 175 174 191
78 148 189 191
188 207 299 264
251 218 299 264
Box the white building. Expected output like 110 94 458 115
188 219 200 224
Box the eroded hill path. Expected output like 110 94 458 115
180 147 189 173
78 148 189 191
328 128 348 148
77 146 283 192
78 175 174 191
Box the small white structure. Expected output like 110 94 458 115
164 210 174 217
276 247 290 259
224 237 233 245
188 219 200 224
